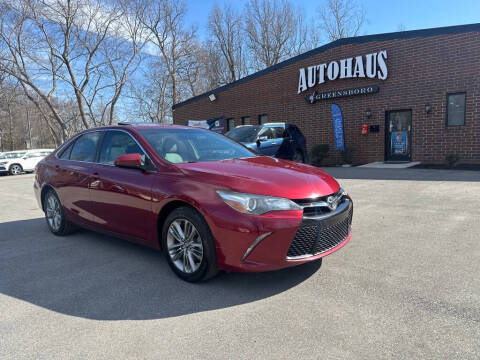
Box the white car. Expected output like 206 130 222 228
0 149 53 175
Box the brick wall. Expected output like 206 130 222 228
173 30 480 165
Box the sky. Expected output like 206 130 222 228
186 0 480 40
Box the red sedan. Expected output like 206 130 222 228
34 124 353 282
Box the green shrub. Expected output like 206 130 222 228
341 146 357 164
310 144 330 166
445 154 460 168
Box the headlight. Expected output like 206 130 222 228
216 190 302 215
0 162 7 165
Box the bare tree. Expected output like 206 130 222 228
101 0 150 125
208 4 245 83
244 0 309 70
0 0 147 143
128 59 171 123
0 79 57 150
142 0 196 107
318 0 366 41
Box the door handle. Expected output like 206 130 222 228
111 184 126 193
89 172 101 189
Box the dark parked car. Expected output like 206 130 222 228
34 124 353 282
226 123 308 163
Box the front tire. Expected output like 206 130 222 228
44 189 75 235
9 164 23 175
162 206 219 282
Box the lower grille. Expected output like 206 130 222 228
287 202 353 259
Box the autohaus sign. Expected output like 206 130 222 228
297 50 388 94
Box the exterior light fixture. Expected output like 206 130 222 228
365 109 372 119
209 94 216 102
425 104 431 114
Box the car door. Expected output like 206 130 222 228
21 152 43 171
89 130 155 242
55 131 102 226
256 127 283 157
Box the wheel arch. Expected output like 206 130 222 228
156 199 205 249
40 184 56 211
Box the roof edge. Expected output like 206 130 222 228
172 22 480 110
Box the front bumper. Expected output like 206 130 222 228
209 195 353 272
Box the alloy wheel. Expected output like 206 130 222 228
46 194 62 232
10 165 22 175
167 218 204 274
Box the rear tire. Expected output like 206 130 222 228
44 189 76 236
9 164 23 175
162 206 219 282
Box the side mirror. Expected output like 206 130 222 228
256 136 268 147
114 153 144 169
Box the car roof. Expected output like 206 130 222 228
82 123 192 132
115 122 190 130
263 122 287 127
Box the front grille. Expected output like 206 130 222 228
287 202 353 259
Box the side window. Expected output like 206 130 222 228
99 131 144 165
258 127 274 140
446 93 466 126
70 132 101 162
59 142 74 160
271 127 286 139
258 114 268 125
227 118 235 131
25 152 42 159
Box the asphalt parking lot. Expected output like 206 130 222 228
0 169 479 359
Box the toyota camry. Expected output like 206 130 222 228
34 124 353 282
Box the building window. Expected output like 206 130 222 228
446 93 466 126
242 116 251 125
227 118 235 131
258 114 268 125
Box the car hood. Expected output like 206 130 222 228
176 156 340 199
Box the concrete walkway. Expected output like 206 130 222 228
322 166 480 182
358 161 421 169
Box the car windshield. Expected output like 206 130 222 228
226 126 261 143
3 152 25 159
139 128 256 164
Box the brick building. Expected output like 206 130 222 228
172 23 480 165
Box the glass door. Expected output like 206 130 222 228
385 110 412 161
